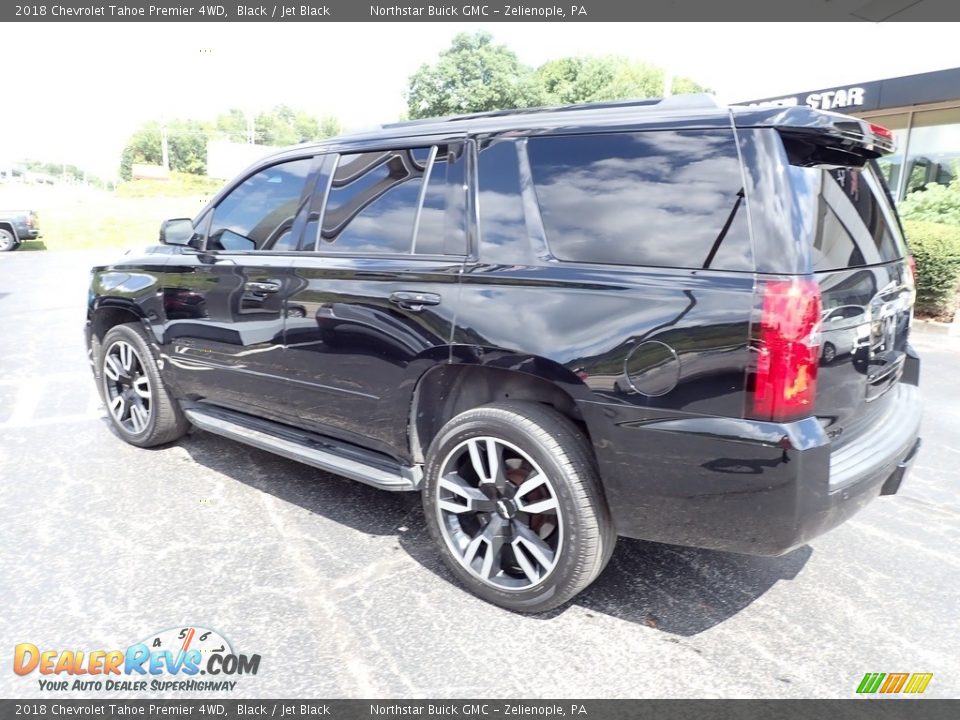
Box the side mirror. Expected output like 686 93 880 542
159 218 196 246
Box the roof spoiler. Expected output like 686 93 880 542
777 115 896 167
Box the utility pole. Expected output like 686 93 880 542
160 123 170 172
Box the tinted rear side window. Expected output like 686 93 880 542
414 145 467 256
527 131 752 271
477 140 532 265
804 164 907 271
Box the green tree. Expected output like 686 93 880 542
537 55 708 105
121 107 341 180
253 105 341 146
119 121 163 180
319 115 342 139
215 108 249 143
119 119 210 180
405 31 544 119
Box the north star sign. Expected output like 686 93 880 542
748 86 867 111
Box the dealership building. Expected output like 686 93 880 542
744 66 960 203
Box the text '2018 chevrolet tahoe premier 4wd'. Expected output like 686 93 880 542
86 96 922 612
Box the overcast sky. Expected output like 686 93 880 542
2 22 958 178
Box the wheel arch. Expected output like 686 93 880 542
90 299 150 343
408 358 595 465
88 299 159 377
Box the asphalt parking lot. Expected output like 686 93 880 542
1 249 958 699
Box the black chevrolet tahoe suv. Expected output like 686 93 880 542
86 96 922 612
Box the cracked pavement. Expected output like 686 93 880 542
1 250 958 699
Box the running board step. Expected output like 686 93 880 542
183 405 421 492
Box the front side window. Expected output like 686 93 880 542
527 131 752 271
207 158 312 251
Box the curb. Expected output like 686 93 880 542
912 318 960 336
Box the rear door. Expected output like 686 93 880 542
160 156 316 421
280 141 468 459
786 156 913 445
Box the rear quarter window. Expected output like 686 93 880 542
526 130 753 271
804 164 907 271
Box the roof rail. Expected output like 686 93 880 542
382 94 720 129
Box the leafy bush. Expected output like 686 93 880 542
900 181 960 226
903 220 960 318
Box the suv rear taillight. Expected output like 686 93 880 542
752 278 822 422
906 255 917 287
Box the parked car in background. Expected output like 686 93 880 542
85 96 922 612
0 210 40 251
821 304 870 363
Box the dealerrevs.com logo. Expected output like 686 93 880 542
856 672 933 695
13 626 261 692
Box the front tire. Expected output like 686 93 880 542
99 323 188 448
422 401 615 613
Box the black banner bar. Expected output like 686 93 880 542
5 0 960 22
0 700 958 720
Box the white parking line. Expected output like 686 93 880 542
0 373 103 431
5 378 44 428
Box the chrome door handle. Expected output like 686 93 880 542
390 291 441 311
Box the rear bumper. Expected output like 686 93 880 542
581 382 922 556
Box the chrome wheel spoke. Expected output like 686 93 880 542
118 342 135 373
479 521 507 580
513 523 557 575
514 473 558 514
129 403 148 433
513 539 541 583
438 473 495 513
103 356 122 382
109 394 125 417
462 533 485 566
133 376 151 400
467 437 506 490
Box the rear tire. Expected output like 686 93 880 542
99 323 188 448
422 401 615 613
0 228 16 252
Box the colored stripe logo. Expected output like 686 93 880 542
857 672 933 694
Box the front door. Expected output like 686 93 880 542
159 156 315 422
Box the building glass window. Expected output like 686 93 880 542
865 113 910 194
901 107 960 196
